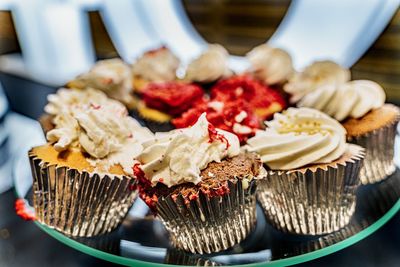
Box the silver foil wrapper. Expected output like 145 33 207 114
347 117 399 184
257 144 364 235
156 179 258 254
29 151 137 237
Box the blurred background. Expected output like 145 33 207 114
0 1 400 266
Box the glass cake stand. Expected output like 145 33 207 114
13 145 400 266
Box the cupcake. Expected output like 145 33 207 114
137 81 206 132
131 46 180 93
211 75 287 121
29 93 153 237
185 44 232 88
39 87 118 135
172 98 261 143
246 107 364 235
134 114 264 254
67 58 137 109
298 80 400 184
246 44 294 86
284 60 350 103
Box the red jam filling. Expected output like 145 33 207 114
207 123 230 149
211 75 287 120
172 98 260 143
142 82 205 116
15 199 36 221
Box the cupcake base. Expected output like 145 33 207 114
257 144 364 235
156 179 258 254
29 150 137 237
344 104 400 184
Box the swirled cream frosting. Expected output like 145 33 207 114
132 46 179 82
45 88 153 174
70 58 133 104
185 44 232 83
246 44 294 85
284 60 350 103
298 80 386 121
137 113 240 187
246 107 347 170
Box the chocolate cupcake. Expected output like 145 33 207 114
29 93 153 237
134 114 264 254
246 108 364 235
131 46 179 94
298 80 400 184
67 58 137 109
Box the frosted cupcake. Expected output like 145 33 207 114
67 58 136 109
185 44 232 86
29 94 153 237
134 114 264 254
284 60 350 103
39 88 119 135
298 80 400 184
132 46 179 93
246 44 294 86
246 107 364 235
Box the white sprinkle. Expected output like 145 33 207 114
233 123 252 134
208 101 224 113
234 111 248 123
208 172 215 177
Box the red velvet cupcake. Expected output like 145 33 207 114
137 81 205 132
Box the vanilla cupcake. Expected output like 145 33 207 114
185 44 232 86
246 108 364 235
29 94 153 237
284 60 350 103
67 58 136 108
134 114 264 254
131 46 180 93
298 80 400 184
246 44 294 86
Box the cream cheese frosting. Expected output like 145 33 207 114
132 46 179 82
246 107 347 170
246 44 294 85
298 80 386 121
284 60 350 103
45 88 153 174
71 58 133 104
137 113 240 187
185 44 232 83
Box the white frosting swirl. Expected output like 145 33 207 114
246 108 347 170
246 44 294 85
46 89 153 173
137 113 240 187
71 58 133 104
185 44 232 83
132 47 179 82
284 60 350 103
298 80 386 121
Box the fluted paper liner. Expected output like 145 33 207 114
257 144 364 235
347 116 400 184
156 179 258 254
28 150 137 237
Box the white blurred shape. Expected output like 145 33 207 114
269 0 400 69
10 0 94 85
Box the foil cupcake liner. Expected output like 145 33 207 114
156 179 258 254
347 116 400 184
257 144 364 235
28 151 137 237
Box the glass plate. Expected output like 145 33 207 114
13 146 400 266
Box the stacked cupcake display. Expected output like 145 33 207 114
26 43 399 255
